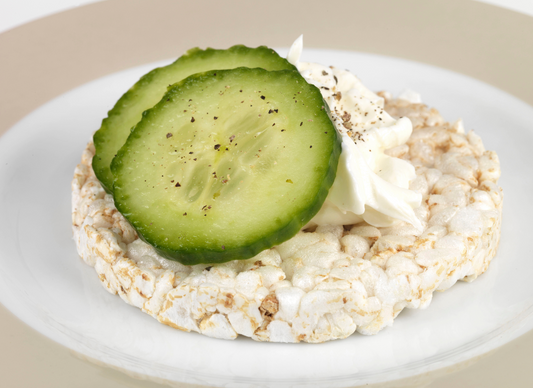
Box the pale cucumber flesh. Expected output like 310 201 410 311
112 68 340 265
93 45 296 193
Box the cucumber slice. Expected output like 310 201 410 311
112 68 340 265
93 45 296 193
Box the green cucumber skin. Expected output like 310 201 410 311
112 68 341 265
93 45 296 193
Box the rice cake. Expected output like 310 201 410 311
71 96 502 343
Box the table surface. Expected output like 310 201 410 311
3 0 533 33
1 1 533 387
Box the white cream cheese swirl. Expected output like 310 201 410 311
288 36 422 228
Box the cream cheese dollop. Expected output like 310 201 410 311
288 36 422 228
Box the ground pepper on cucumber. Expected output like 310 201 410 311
92 37 424 266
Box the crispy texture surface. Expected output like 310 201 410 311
72 96 502 342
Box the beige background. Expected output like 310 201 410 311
1 0 532 386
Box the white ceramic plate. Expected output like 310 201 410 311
0 48 531 387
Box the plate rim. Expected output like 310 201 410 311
1 48 532 387
1 0 533 387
